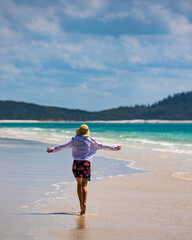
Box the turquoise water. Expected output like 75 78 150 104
0 122 192 154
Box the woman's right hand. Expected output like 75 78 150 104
47 148 53 153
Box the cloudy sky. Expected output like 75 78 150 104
1 0 192 111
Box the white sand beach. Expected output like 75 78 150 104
47 172 192 240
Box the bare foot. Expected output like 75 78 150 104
80 205 84 215
82 204 86 215
80 204 86 215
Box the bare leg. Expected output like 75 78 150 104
76 177 83 213
82 178 88 214
76 177 88 215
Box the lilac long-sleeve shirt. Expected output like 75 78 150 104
52 135 119 162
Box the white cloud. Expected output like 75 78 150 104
120 33 191 66
170 17 192 36
89 76 118 91
61 0 106 18
120 36 155 64
0 0 61 37
148 2 192 36
131 8 150 23
79 55 107 70
27 16 60 36
61 44 82 53
90 76 117 83
0 64 21 74
101 12 129 22
0 24 22 44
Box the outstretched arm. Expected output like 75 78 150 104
47 138 74 153
90 138 121 151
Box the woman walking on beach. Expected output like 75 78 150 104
47 124 121 215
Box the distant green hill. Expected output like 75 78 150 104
97 92 192 120
0 91 192 120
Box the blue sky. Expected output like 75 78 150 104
1 0 192 111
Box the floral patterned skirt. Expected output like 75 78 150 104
72 160 91 181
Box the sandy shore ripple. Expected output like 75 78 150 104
46 171 192 240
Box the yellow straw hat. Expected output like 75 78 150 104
76 124 90 137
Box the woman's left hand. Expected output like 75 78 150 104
117 145 121 151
